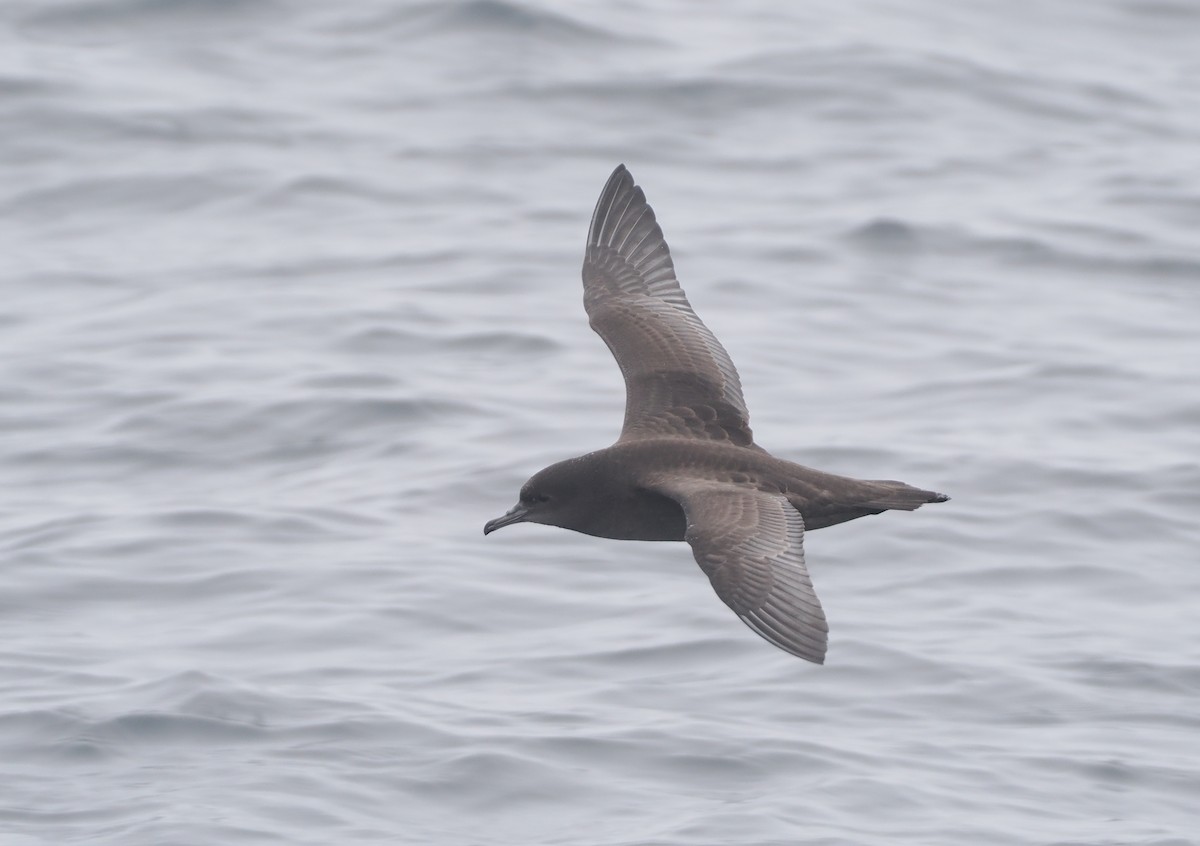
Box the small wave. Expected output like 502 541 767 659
3 172 252 221
0 74 70 99
100 393 479 466
147 506 346 538
0 705 267 763
1119 0 1200 22
252 176 420 210
724 44 1160 122
410 748 589 811
0 672 448 763
843 217 1200 280
116 107 310 148
246 396 479 429
571 635 748 668
5 442 210 472
844 218 920 250
341 0 625 46
239 248 468 282
337 326 559 357
1052 656 1200 696
93 711 268 745
1 513 104 551
500 76 800 119
21 0 277 40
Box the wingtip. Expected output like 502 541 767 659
604 163 631 192
802 643 827 665
588 163 648 251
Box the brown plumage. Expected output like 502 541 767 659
484 165 948 664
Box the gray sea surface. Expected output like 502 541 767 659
3 1 1200 844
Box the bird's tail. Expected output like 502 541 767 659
862 480 949 511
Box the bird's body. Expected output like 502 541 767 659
522 439 942 542
485 165 948 664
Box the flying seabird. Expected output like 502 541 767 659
484 165 948 664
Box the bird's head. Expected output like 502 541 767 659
483 459 590 535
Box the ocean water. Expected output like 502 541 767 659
3 0 1199 843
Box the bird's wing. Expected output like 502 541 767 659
582 165 756 448
652 478 828 663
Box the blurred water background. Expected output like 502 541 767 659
3 1 1199 844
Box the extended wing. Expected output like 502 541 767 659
582 165 757 448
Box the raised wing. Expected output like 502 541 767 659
582 165 756 447
654 478 828 663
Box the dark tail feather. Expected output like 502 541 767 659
863 480 950 511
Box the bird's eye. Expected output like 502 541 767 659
523 492 550 505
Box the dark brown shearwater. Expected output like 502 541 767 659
484 165 948 664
